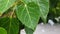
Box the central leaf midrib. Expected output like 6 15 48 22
25 4 32 25
9 18 12 34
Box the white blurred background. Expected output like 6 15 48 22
20 19 60 34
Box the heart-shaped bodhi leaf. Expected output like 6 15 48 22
16 0 49 30
0 17 19 34
16 2 40 30
0 0 16 15
0 27 7 34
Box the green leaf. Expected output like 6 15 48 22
0 0 16 15
16 2 40 30
0 27 7 34
36 0 49 23
25 27 34 34
0 17 19 34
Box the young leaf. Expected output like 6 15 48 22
0 27 7 34
0 0 16 15
16 2 40 30
0 17 19 34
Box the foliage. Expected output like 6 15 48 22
0 0 60 34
